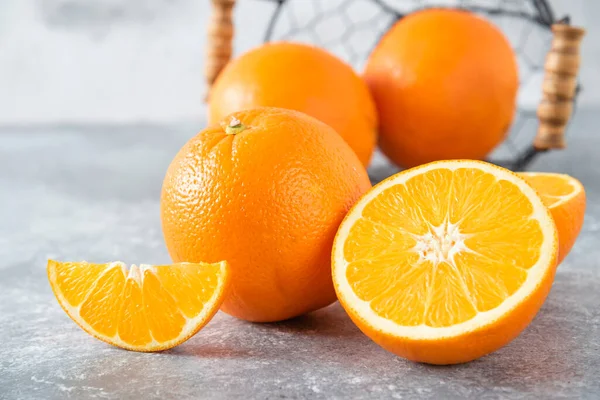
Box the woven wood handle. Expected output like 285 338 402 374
205 0 236 101
534 23 586 150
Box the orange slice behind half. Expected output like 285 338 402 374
48 260 230 352
333 160 558 364
520 172 586 263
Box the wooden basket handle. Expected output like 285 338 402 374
205 0 236 102
534 22 586 150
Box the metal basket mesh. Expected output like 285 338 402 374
249 0 576 174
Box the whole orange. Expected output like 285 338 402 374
208 42 378 166
364 9 519 168
160 107 371 322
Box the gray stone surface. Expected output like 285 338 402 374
1 110 599 399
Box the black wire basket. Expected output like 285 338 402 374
205 0 584 181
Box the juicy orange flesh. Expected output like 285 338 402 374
55 262 107 306
153 265 219 318
344 168 542 328
521 174 575 208
53 262 222 345
79 266 126 337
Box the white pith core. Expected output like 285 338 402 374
333 161 558 340
229 116 241 127
414 219 468 266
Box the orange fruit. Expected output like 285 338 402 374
161 107 371 322
208 42 378 166
332 160 558 365
364 9 519 168
47 260 230 352
520 172 586 264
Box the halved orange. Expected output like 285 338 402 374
520 172 586 264
48 260 230 352
332 160 558 365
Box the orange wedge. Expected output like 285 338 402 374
332 160 558 365
520 172 586 264
48 260 230 352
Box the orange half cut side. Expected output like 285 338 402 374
333 160 558 364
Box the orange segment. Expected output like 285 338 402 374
79 265 126 338
464 217 543 270
371 257 431 326
424 262 477 328
153 262 222 318
47 260 230 352
344 218 416 262
454 252 527 312
333 160 558 364
362 184 428 235
142 271 187 343
520 172 586 263
118 275 152 346
53 262 108 306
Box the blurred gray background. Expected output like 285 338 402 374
0 0 597 126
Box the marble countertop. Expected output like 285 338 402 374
1 110 599 399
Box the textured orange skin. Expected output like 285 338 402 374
161 107 371 322
208 42 378 167
332 160 559 365
364 9 519 168
551 190 586 264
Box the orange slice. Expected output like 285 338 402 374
48 260 230 352
332 160 558 364
520 172 586 264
